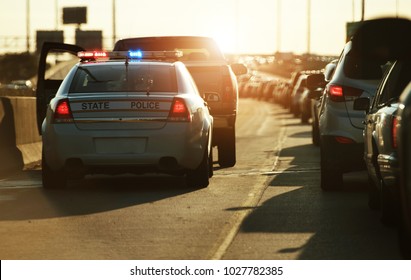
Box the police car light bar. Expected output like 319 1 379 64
78 51 108 59
77 50 183 60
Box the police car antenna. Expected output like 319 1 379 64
146 65 151 97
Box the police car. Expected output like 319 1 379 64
38 47 213 189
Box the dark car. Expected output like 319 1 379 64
305 71 331 144
290 74 308 117
299 70 323 124
113 36 247 168
352 18 411 225
397 81 411 259
283 71 305 110
308 60 337 145
354 60 411 223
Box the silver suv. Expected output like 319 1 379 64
318 40 384 190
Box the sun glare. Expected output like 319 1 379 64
209 17 239 54
212 32 236 54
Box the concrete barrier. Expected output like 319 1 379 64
0 96 41 176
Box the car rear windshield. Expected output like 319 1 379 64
343 51 384 80
69 64 178 94
186 66 223 93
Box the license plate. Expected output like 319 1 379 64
94 137 147 154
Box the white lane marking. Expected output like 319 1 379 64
210 113 288 260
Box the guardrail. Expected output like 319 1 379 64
0 96 41 176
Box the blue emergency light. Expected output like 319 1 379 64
128 50 143 59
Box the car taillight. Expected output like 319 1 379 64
53 99 73 123
168 98 191 122
328 84 344 102
392 116 398 149
327 84 364 102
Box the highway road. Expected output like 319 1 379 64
0 98 402 260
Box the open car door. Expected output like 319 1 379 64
36 42 84 134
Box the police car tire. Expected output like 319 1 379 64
218 128 236 168
186 148 210 188
208 147 214 178
42 153 66 189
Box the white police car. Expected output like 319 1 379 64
38 47 213 189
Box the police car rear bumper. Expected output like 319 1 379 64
43 123 207 174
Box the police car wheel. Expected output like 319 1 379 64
208 147 214 178
42 153 66 189
218 128 236 168
186 148 210 188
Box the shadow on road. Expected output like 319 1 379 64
0 171 196 221
232 137 402 259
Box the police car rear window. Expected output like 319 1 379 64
69 65 178 94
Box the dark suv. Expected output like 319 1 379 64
113 36 247 167
353 18 411 225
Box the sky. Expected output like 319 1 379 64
0 0 411 56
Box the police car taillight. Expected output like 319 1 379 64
168 98 191 122
53 99 73 123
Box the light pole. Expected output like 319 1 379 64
361 0 365 21
307 0 311 54
26 0 30 52
112 0 116 46
276 0 281 52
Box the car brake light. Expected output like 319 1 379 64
328 84 344 102
168 98 191 122
392 116 398 148
328 84 364 102
53 99 73 123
